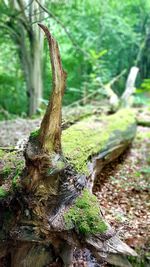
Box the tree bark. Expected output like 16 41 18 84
28 0 45 116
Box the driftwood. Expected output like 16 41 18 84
0 25 137 267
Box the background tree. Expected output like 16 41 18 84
0 0 150 117
0 0 45 116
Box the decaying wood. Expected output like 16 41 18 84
121 66 139 105
0 25 137 267
38 24 67 153
104 69 126 110
24 24 67 191
105 66 139 110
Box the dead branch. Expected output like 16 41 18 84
38 24 67 153
121 66 139 105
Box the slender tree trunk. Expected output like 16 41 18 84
28 30 44 116
28 0 45 116
7 0 45 116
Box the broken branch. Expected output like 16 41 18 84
38 24 67 153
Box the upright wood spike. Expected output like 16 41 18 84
38 24 67 154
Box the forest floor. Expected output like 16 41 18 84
0 112 149 266
94 126 150 259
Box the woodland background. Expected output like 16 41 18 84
0 0 150 118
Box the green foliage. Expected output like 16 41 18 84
128 253 150 267
134 79 150 107
48 0 150 99
0 42 27 118
134 94 150 107
64 189 107 235
0 0 150 116
139 79 150 92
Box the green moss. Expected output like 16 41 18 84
12 172 21 188
30 128 40 138
0 187 9 199
0 149 5 159
62 108 136 174
2 166 12 176
0 149 24 179
12 161 24 188
64 189 107 235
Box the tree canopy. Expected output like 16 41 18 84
0 0 150 117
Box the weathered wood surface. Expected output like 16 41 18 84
0 25 137 267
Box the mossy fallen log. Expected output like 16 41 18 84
0 25 137 267
62 108 136 190
0 108 137 266
0 108 136 200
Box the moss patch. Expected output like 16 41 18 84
12 164 22 189
0 150 24 178
62 108 136 174
64 189 107 235
0 150 24 197
30 128 40 138
0 149 5 159
0 187 9 199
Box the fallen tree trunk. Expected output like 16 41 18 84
62 108 136 191
0 25 137 267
